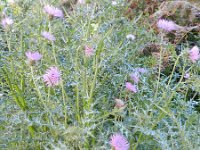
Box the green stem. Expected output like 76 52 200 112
75 47 81 123
135 35 164 148
88 58 101 108
61 80 68 125
30 66 47 109
153 38 163 100
6 31 11 52
48 22 57 64
167 55 181 87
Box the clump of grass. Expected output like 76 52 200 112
0 0 200 149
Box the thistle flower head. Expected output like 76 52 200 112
43 67 61 87
125 82 137 93
41 31 56 41
44 5 64 18
26 51 42 65
78 0 85 4
135 67 147 74
130 73 139 84
84 46 94 57
188 46 200 63
110 133 129 150
157 19 178 32
115 99 126 109
1 17 13 28
112 1 118 6
184 73 190 79
126 34 135 41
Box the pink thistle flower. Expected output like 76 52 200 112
84 46 94 57
188 46 200 63
115 99 126 109
26 51 42 65
130 73 139 84
110 133 129 150
78 0 85 4
43 67 61 87
41 31 56 41
135 68 147 74
1 17 13 28
125 82 137 93
44 5 64 18
157 19 178 32
184 73 190 79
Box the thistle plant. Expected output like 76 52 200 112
0 0 200 150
